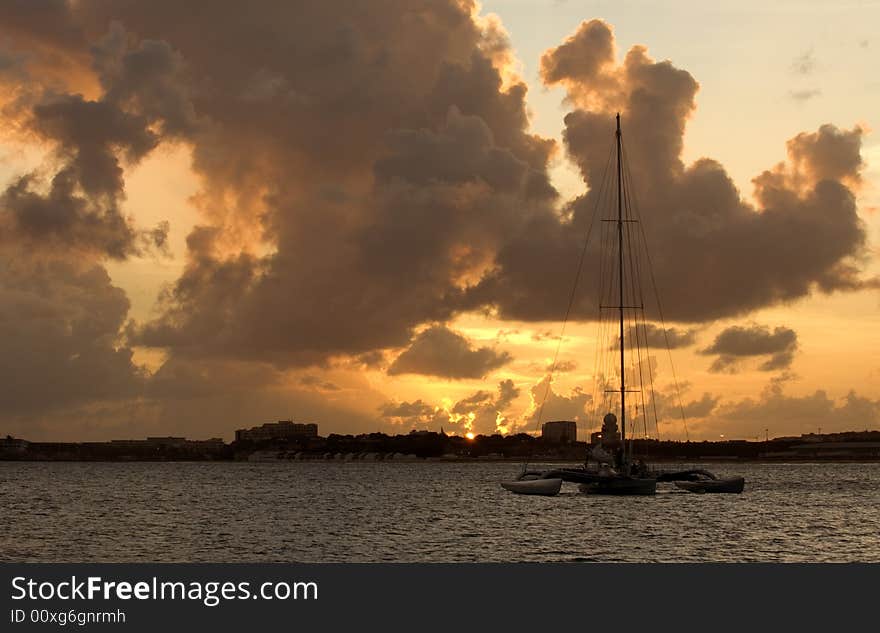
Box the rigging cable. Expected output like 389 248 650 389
620 139 661 442
620 148 650 446
523 143 614 471
621 141 690 442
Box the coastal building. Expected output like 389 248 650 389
235 420 318 442
109 437 224 449
790 442 880 459
0 436 29 453
110 437 186 448
541 420 577 443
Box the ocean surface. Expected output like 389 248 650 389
1 461 878 562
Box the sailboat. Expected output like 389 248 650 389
501 114 744 496
576 113 656 494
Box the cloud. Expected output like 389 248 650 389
355 350 386 369
380 379 521 435
540 17 616 100
467 19 872 324
91 23 198 138
790 49 816 75
701 324 798 373
0 7 876 442
387 325 511 379
458 378 521 435
779 123 864 188
496 378 520 409
612 324 697 351
146 358 280 400
681 393 719 418
634 377 879 440
0 246 146 415
299 375 341 392
81 0 559 366
633 383 719 436
0 19 192 440
10 8 866 371
527 375 590 429
701 384 880 439
379 399 445 428
549 359 578 373
789 88 821 103
642 324 697 349
0 22 188 261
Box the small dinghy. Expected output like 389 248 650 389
501 478 562 496
674 476 745 494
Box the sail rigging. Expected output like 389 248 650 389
504 114 745 496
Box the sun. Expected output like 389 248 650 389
465 432 475 440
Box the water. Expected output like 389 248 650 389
1 461 878 562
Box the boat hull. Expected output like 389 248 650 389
579 477 657 496
674 477 745 494
501 478 562 496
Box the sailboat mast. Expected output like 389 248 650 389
615 113 626 464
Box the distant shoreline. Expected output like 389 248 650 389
2 457 879 464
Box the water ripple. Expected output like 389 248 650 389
0 461 878 562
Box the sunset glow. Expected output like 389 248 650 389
0 0 877 444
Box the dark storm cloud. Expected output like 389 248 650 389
54 0 553 364
0 23 187 259
30 93 157 192
0 0 87 84
9 6 865 370
0 16 186 431
778 124 864 186
0 247 145 414
0 0 82 49
145 358 281 401
539 17 615 96
3 9 875 363
467 19 873 324
642 324 697 349
611 324 697 351
374 106 531 193
299 375 340 391
2 170 137 259
91 23 198 138
701 324 798 373
387 325 511 379
496 378 520 409
0 5 876 438
0 93 169 258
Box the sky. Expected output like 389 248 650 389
0 0 878 443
